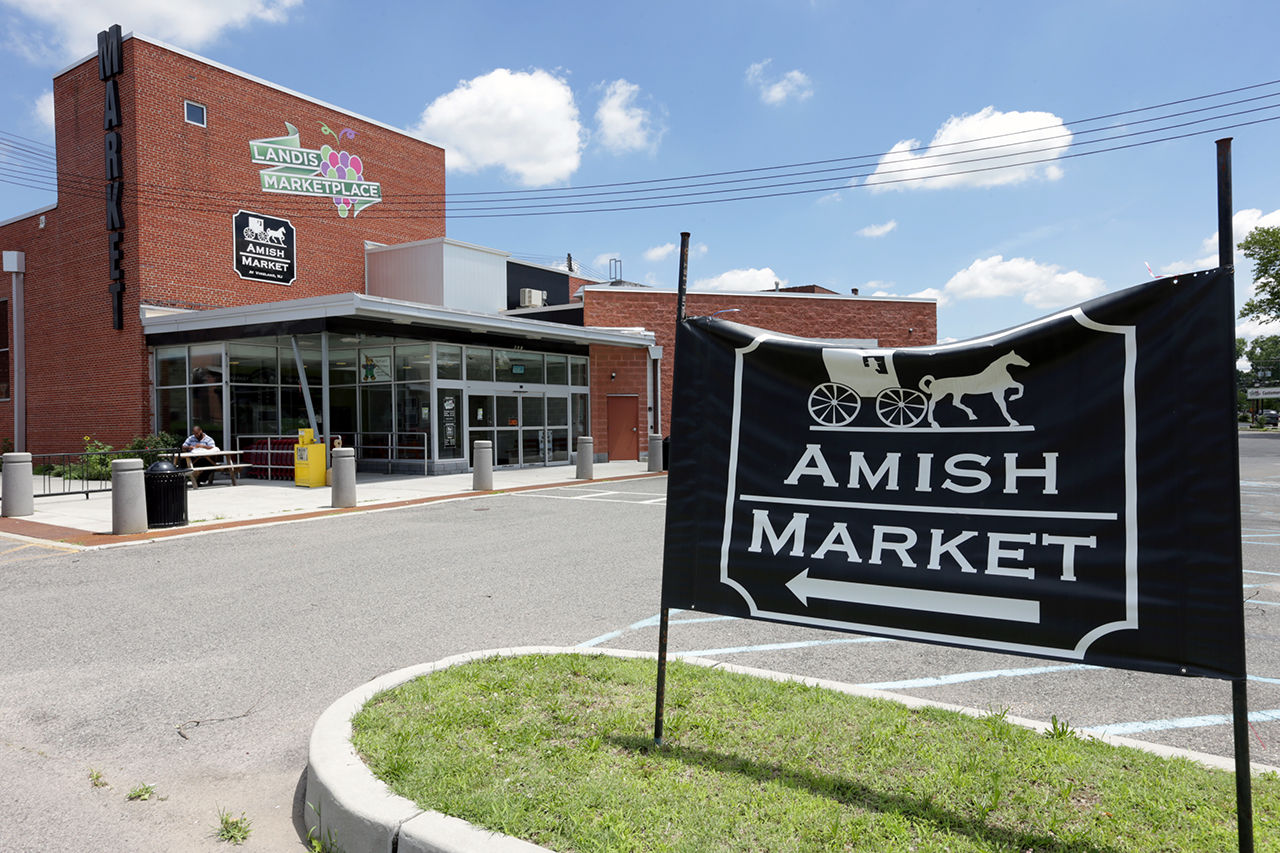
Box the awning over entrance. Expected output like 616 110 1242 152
141 291 655 349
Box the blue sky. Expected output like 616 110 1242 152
3 0 1280 344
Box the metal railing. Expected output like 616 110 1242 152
27 447 179 499
234 433 431 477
235 434 302 481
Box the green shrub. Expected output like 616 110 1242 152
125 432 179 466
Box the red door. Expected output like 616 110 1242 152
606 395 639 460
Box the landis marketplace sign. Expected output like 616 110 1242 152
661 268 1243 680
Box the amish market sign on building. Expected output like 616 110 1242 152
233 211 296 285
662 267 1244 680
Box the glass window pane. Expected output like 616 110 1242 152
571 393 590 440
360 385 393 433
158 388 187 438
232 386 278 436
329 348 358 386
570 357 589 386
330 386 357 433
397 382 431 435
395 344 432 382
469 394 494 427
228 343 277 384
189 342 224 446
522 396 544 427
359 347 393 383
547 396 568 426
496 396 519 427
190 343 223 385
545 355 568 385
280 339 322 386
522 430 545 464
496 350 543 383
466 348 493 381
281 386 321 433
437 345 462 380
437 388 462 459
157 347 186 386
494 430 519 466
549 429 569 463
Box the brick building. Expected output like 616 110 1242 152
0 25 935 474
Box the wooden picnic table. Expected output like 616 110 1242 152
170 449 250 487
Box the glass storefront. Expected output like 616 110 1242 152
153 334 591 473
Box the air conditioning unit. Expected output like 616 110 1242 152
519 288 547 307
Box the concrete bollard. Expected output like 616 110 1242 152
111 458 147 534
576 436 594 480
472 440 493 491
1 452 33 518
331 447 356 508
648 433 663 472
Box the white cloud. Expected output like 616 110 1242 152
745 59 813 106
592 252 619 270
595 79 663 155
1237 316 1280 341
1163 208 1280 274
865 106 1070 192
645 243 676 263
693 267 785 292
938 255 1105 308
644 241 707 263
908 287 944 301
857 220 897 238
32 90 54 135
3 0 301 61
413 68 583 187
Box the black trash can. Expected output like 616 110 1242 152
662 435 670 472
144 459 188 528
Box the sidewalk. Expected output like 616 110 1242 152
0 461 660 548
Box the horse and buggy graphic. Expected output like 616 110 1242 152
242 216 288 246
807 348 1029 429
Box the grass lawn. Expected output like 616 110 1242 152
350 653 1279 852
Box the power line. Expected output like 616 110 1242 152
3 80 1280 220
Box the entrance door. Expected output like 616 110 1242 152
606 395 639 460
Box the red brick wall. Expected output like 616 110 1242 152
0 35 446 454
587 344 652 458
582 289 936 437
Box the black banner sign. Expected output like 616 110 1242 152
661 268 1244 679
234 210 296 285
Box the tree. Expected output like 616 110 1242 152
1238 226 1280 322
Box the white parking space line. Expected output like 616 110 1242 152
1084 709 1280 737
859 664 1100 691
576 609 737 648
1245 569 1280 576
1249 599 1280 607
677 637 893 657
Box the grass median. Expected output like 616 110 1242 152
350 653 1279 852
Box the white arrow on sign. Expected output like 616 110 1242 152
785 569 1041 624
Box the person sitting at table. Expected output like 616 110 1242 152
183 425 219 485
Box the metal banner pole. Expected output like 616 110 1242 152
1217 136 1254 853
656 231 692 746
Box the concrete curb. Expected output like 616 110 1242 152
306 646 1280 852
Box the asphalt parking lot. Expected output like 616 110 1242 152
1 439 1276 851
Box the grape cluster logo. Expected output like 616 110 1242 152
249 122 382 217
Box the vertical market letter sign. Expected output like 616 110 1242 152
249 123 382 217
661 269 1244 680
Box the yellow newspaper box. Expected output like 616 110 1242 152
294 429 327 487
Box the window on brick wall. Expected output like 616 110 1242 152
184 100 206 127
